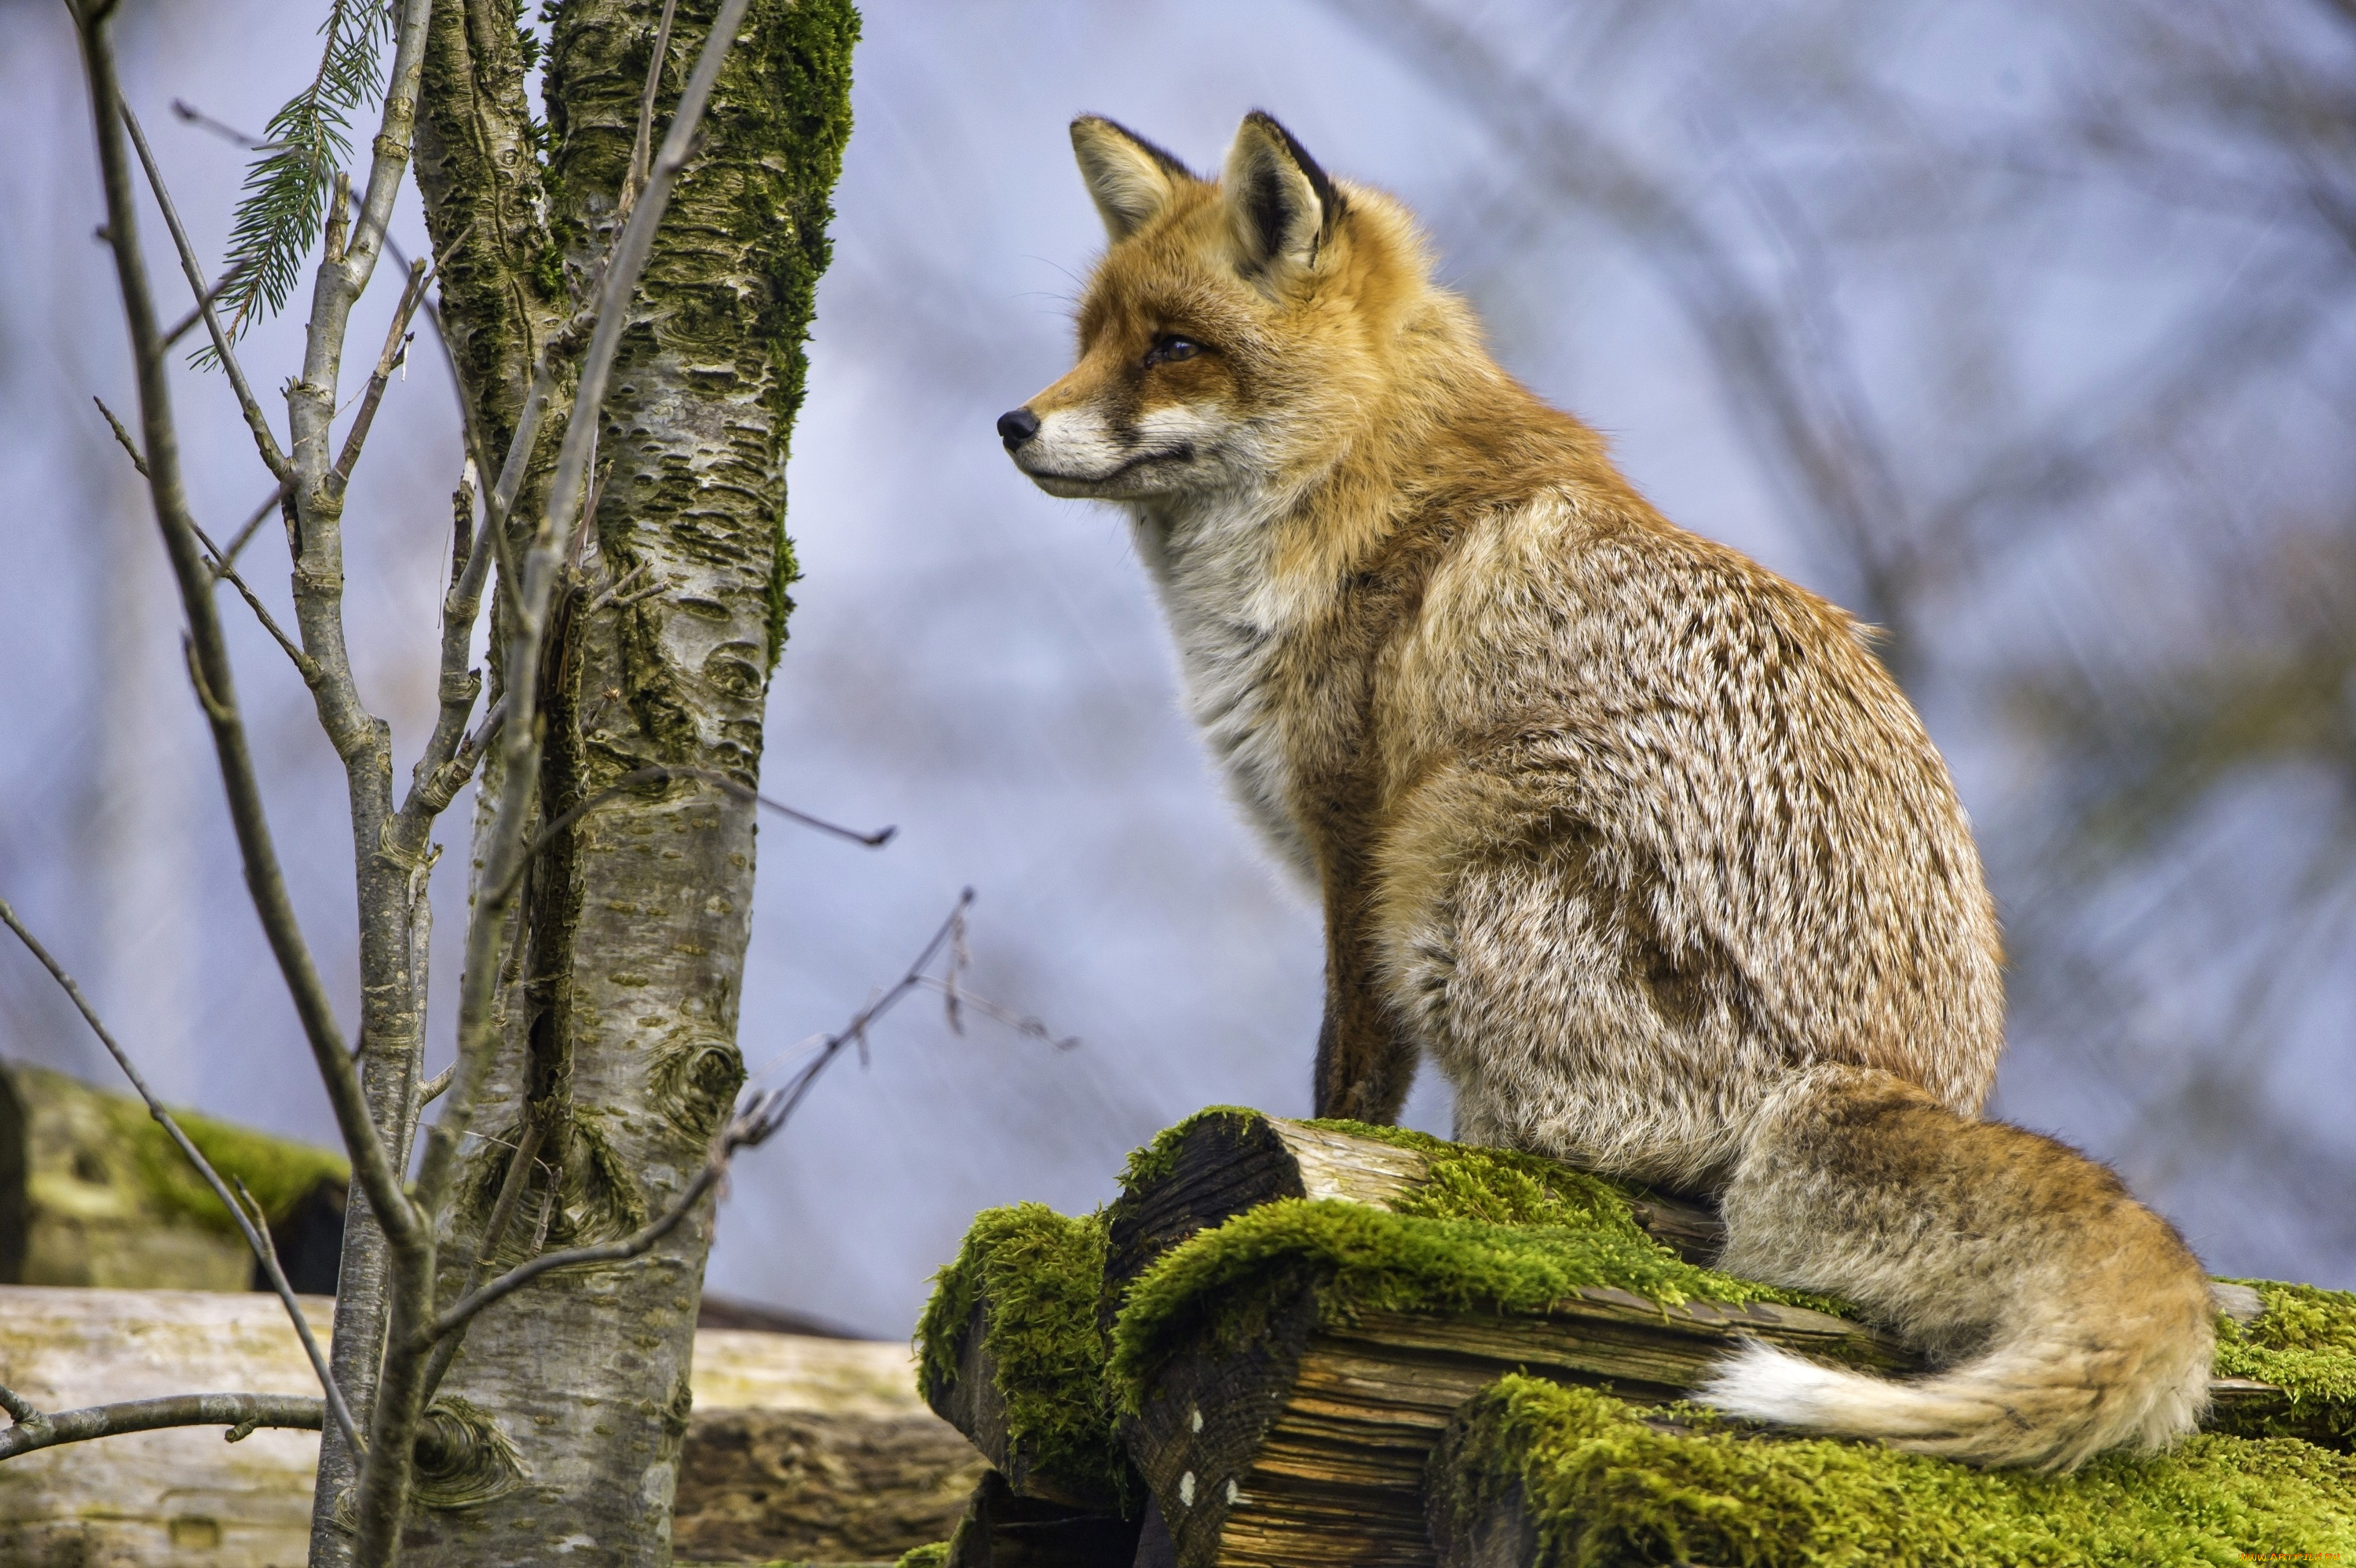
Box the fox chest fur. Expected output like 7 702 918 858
1131 487 1455 900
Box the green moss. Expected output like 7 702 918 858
90 1086 347 1235
1110 1197 1845 1409
1112 1106 1256 1193
2214 1279 2356 1445
914 1203 1130 1508
893 1548 950 1568
1439 1376 2356 1567
738 0 856 671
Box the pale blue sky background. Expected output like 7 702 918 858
2 0 2349 1333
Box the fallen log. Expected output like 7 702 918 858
1114 1201 1914 1568
916 1204 1140 1519
906 1109 2356 1568
0 1286 980 1566
0 1060 349 1293
672 1402 983 1565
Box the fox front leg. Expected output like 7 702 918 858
1313 901 1418 1123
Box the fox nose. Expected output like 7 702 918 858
997 408 1041 451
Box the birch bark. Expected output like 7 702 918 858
404 2 856 1560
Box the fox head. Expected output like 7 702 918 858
1001 111 1451 507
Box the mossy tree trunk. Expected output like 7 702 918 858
401 2 855 1562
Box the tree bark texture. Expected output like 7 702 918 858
405 2 856 1562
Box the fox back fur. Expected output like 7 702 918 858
1001 110 2215 1471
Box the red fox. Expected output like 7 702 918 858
999 111 2215 1472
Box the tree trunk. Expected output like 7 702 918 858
402 2 857 1561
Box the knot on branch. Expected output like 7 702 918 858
412 1396 525 1511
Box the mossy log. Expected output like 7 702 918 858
906 1112 2354 1568
1100 1111 1722 1324
1101 1116 2347 1568
1425 1376 2356 1568
0 1061 348 1292
1129 1281 1911 1568
917 1205 1139 1518
1127 1281 2346 1568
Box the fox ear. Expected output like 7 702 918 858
1071 115 1192 243
1223 111 1342 280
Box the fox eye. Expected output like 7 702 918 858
1143 335 1202 368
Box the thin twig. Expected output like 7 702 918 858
769 890 975 1131
0 896 360 1456
914 977 1082 1052
170 97 260 147
0 1391 323 1461
119 103 291 481
329 257 432 494
188 520 320 682
617 0 682 225
519 764 894 876
89 398 310 674
161 256 256 349
216 481 291 576
384 229 501 505
92 396 147 476
584 560 652 613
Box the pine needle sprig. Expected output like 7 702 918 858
203 0 394 364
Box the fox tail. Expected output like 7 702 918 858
1696 1065 2215 1474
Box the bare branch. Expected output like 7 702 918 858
119 104 291 482
384 229 502 502
616 0 681 225
915 977 1082 1054
216 481 291 576
328 257 431 495
0 1391 323 1462
160 255 256 350
92 400 299 668
71 0 419 1265
169 97 261 148
768 890 975 1131
91 395 147 477
0 895 359 1456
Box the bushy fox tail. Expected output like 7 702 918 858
1696 1065 2216 1474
